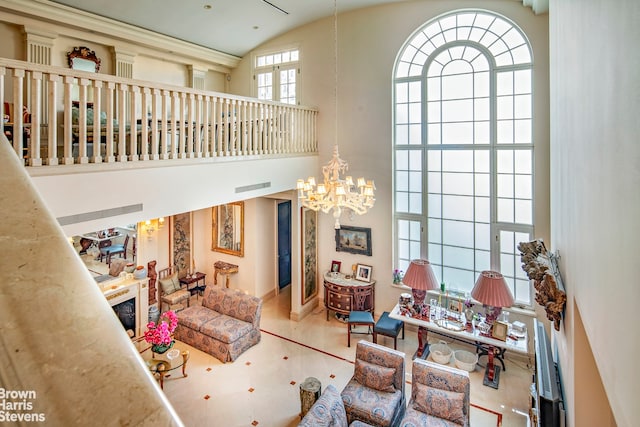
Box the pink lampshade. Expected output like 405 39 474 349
403 259 439 291
471 271 514 308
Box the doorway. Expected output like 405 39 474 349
277 201 291 290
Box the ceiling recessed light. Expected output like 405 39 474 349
203 4 212 10
253 26 259 30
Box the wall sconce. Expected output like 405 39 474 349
143 217 165 239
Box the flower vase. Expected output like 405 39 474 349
152 340 174 355
464 308 474 324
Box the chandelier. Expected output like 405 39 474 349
295 0 375 229
296 146 375 228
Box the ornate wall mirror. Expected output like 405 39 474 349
67 46 101 72
212 202 244 257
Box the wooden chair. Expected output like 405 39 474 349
158 265 190 313
100 235 129 266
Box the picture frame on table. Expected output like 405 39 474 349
335 226 372 256
355 264 373 282
492 320 509 341
330 260 342 274
448 299 461 313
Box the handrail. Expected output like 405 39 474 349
0 58 317 167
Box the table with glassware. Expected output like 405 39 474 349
388 303 528 387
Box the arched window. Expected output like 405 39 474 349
393 10 534 306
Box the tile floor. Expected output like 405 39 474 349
142 285 534 427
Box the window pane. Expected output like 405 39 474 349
443 195 474 221
475 223 490 250
427 172 442 193
515 199 532 224
442 122 473 144
443 150 473 172
409 193 422 214
442 172 473 195
443 219 474 247
497 198 514 222
442 99 473 122
428 218 442 243
443 245 474 270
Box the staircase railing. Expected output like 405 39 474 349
0 58 317 167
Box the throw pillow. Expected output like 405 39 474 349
412 382 465 425
159 273 181 295
353 359 396 393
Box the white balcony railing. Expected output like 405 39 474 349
1 58 317 167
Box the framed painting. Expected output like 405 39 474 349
212 202 244 257
335 225 372 256
172 212 192 279
301 207 318 305
355 264 373 282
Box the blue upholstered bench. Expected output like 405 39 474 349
373 311 404 350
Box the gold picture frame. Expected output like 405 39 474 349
212 202 244 257
492 320 509 341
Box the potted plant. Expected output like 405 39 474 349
143 310 178 354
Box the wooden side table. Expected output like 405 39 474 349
179 272 206 297
214 261 238 288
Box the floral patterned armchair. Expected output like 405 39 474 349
399 359 470 427
340 341 406 427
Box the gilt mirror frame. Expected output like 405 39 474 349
212 202 244 257
67 46 101 72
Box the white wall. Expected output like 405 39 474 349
550 0 640 425
232 0 550 318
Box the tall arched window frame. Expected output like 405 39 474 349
393 10 534 306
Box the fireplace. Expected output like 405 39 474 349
101 277 149 338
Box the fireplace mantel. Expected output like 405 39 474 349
100 277 149 338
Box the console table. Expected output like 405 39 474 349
389 303 528 388
323 272 375 320
214 261 238 288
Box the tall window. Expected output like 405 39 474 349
254 48 300 105
393 11 534 306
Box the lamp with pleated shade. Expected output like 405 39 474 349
402 259 439 309
471 270 514 325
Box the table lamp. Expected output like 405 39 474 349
402 259 439 309
471 270 514 326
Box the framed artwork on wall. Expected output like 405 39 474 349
172 212 192 279
212 202 244 257
355 264 373 282
335 225 372 256
301 207 318 305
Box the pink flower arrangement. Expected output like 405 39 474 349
143 310 178 346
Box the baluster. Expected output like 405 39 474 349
160 89 170 160
223 99 230 156
11 69 25 162
170 91 179 159
104 82 116 163
186 92 194 158
129 85 139 161
62 75 74 165
77 78 89 164
28 71 42 166
45 74 59 165
117 83 128 162
140 87 150 161
91 81 103 163
201 95 210 157
150 88 160 160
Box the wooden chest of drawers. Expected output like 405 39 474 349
323 272 375 320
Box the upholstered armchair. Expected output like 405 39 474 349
340 341 406 427
158 265 190 312
399 359 470 427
